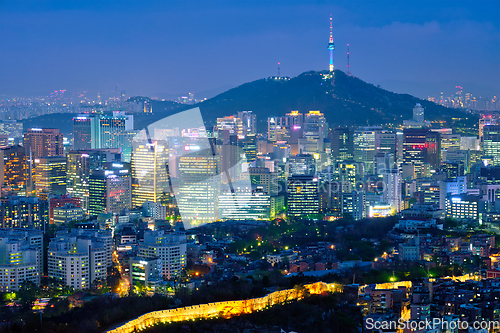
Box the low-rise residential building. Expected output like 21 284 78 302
0 228 43 291
48 232 107 290
138 229 187 280
53 203 85 225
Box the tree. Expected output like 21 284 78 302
17 280 40 311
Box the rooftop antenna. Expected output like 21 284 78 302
278 62 280 77
346 43 351 76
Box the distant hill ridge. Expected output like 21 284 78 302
22 70 475 134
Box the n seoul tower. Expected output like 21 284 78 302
328 15 335 73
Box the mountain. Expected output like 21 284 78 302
192 69 476 130
21 70 476 135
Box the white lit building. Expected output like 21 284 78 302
53 203 85 225
383 169 402 213
445 195 481 222
138 230 187 280
48 231 108 290
129 257 163 288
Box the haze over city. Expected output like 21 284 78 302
0 0 499 99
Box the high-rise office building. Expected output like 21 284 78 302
66 149 122 210
0 120 23 139
483 125 500 165
479 116 497 141
219 134 239 183
373 152 395 175
216 116 244 138
99 111 134 149
273 141 291 161
237 111 256 135
300 111 327 153
287 154 316 176
131 141 169 207
333 161 362 192
354 127 396 174
240 133 257 162
0 145 28 193
287 175 319 216
23 128 63 158
88 163 132 216
33 156 67 199
247 167 279 196
383 169 402 213
403 103 430 128
342 191 365 220
413 103 425 122
0 228 43 291
138 229 187 280
73 115 97 150
353 127 378 173
177 149 220 225
331 127 354 162
72 112 134 151
218 187 271 220
267 111 303 144
403 128 440 177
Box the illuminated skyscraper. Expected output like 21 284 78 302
240 133 257 162
66 149 122 210
354 127 396 174
0 145 28 193
23 128 63 158
287 175 319 216
99 111 134 148
300 111 327 153
483 125 500 165
403 129 441 177
72 112 134 151
216 116 244 138
413 103 425 122
131 141 169 207
218 186 271 220
237 111 256 135
288 154 316 176
177 149 220 226
88 163 132 216
73 115 99 150
331 127 354 162
33 156 66 199
383 169 402 213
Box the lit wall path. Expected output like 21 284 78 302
105 282 342 333
105 273 477 333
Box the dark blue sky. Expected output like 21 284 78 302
1 0 499 99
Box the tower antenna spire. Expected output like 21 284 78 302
278 62 280 77
328 15 335 73
346 43 351 76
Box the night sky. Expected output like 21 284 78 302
1 0 499 99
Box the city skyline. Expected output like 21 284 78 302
0 0 499 100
